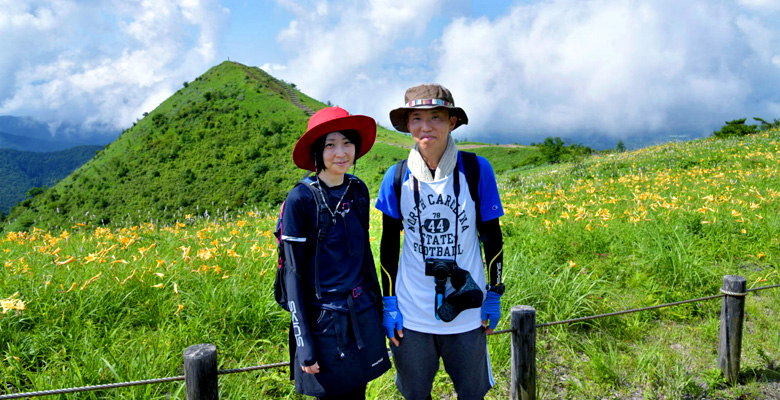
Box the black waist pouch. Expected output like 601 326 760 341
293 290 391 397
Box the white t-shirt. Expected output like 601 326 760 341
376 153 504 334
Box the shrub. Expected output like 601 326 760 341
539 137 565 163
712 118 758 138
755 117 780 131
25 186 45 199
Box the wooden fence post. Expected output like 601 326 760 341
511 306 536 400
718 275 747 385
184 343 218 400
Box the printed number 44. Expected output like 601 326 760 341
425 218 449 233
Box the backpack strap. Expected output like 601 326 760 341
297 179 330 300
349 175 370 232
459 151 481 228
393 159 408 217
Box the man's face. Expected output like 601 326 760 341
407 108 458 154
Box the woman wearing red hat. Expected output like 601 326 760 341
278 107 390 399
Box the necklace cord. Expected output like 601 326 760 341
315 175 352 222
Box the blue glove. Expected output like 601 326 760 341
481 291 502 330
382 296 403 339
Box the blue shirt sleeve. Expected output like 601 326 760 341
375 163 403 219
476 156 504 222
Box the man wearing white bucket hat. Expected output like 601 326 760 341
375 84 506 399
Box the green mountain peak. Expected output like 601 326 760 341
5 62 333 230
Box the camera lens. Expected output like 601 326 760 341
425 258 454 279
433 262 450 279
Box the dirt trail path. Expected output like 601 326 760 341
232 61 315 116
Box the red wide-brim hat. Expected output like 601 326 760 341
292 107 377 172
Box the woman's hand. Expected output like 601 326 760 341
301 362 320 374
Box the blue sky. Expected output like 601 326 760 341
2 0 780 147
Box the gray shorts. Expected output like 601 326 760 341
390 327 494 400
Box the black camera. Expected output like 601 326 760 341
425 258 455 279
423 258 483 322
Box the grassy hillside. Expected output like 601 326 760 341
497 130 780 398
464 145 538 173
0 145 103 213
1 61 528 232
1 130 779 399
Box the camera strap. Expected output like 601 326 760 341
412 169 461 320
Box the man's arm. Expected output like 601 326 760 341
480 217 503 334
380 212 404 346
380 213 402 296
481 218 503 286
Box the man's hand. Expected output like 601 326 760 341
301 362 320 374
382 296 404 346
481 290 502 335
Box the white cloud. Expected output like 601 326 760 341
272 0 445 121
268 0 780 145
736 15 779 63
0 0 229 135
431 0 780 143
3 0 779 146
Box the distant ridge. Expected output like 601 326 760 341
0 128 104 153
0 115 116 152
0 130 58 152
0 145 103 213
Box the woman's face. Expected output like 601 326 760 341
320 131 355 175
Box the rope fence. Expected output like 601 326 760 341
489 282 780 335
1 279 778 399
0 377 185 399
216 361 291 375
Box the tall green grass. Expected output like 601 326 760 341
2 131 780 398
